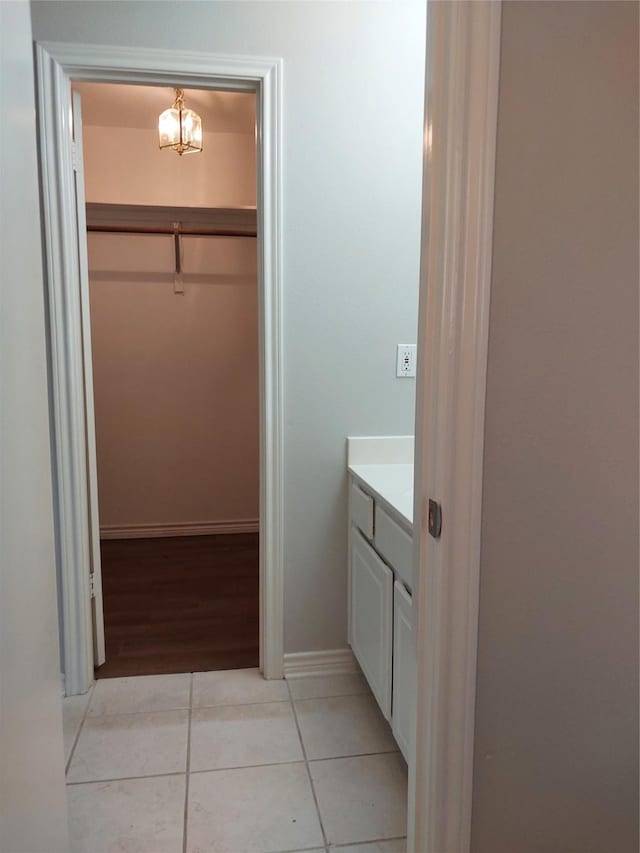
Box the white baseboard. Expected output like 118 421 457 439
99 519 259 540
283 647 359 679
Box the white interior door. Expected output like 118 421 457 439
71 90 105 666
410 3 502 851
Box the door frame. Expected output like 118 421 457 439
409 2 502 852
35 41 284 696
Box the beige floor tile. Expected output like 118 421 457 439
295 694 397 760
187 763 324 853
68 774 185 853
63 688 93 765
190 702 303 771
192 667 289 708
89 673 191 716
310 753 408 846
67 709 188 782
288 673 369 701
331 840 406 853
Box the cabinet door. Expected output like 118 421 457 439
392 580 416 762
350 527 393 719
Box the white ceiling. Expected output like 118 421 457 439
73 83 256 135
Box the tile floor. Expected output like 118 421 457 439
63 668 407 853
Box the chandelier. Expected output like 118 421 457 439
158 88 203 155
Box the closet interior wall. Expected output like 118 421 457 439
77 84 259 538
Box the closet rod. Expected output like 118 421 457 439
87 225 257 238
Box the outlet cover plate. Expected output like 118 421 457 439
396 344 417 378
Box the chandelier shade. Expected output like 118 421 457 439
158 89 203 155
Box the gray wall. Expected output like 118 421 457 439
0 2 69 850
472 3 639 851
30 0 426 654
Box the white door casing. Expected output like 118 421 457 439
71 90 105 667
36 42 284 695
409 2 502 852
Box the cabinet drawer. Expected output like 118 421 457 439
375 505 413 590
349 480 374 539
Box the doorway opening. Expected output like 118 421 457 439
37 44 284 697
73 82 260 678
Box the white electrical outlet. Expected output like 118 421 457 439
396 344 417 378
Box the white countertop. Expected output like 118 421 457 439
348 462 414 528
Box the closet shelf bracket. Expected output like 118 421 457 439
173 222 184 294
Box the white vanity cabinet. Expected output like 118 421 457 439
348 471 416 763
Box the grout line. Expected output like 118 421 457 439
67 750 400 785
182 672 193 853
289 689 369 703
94 673 192 682
267 846 327 853
286 680 329 850
329 836 407 849
66 771 186 786
189 759 306 775
307 748 400 763
78 696 291 721
268 846 327 853
85 679 98 714
191 698 292 711
84 705 191 719
268 844 329 853
64 749 401 787
65 682 95 776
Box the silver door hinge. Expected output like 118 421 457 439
89 574 96 599
71 142 79 173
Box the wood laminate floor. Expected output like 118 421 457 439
95 533 259 679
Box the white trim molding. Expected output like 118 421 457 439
410 3 502 853
35 41 284 694
99 520 260 540
283 648 359 680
